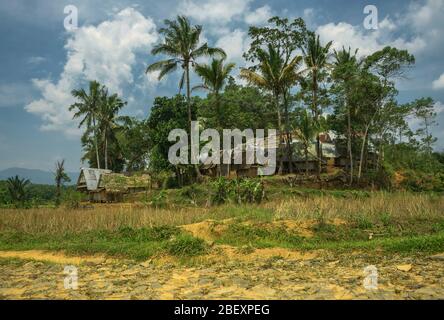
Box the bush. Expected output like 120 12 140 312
235 179 266 204
211 177 266 205
62 190 85 209
179 184 204 204
166 234 207 256
401 170 444 192
211 177 231 205
148 190 167 208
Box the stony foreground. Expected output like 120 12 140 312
0 249 443 300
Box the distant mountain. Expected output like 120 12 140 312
0 167 78 185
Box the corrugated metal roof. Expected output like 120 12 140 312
77 168 112 191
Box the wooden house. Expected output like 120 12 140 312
76 168 151 202
200 131 341 178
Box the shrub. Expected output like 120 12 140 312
211 177 266 205
148 190 167 208
166 234 207 256
211 177 231 205
62 190 85 209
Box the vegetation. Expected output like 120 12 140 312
5 176 30 206
54 160 71 206
52 14 443 191
0 190 443 259
0 14 443 262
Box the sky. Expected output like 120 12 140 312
0 0 444 171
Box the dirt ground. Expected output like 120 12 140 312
0 248 443 300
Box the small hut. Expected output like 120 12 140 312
76 168 150 202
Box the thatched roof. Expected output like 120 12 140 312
97 173 151 193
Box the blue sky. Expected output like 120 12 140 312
1 0 444 171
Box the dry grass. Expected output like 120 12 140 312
0 205 235 234
0 192 442 235
270 192 444 222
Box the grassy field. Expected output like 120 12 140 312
0 188 443 260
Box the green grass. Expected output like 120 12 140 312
0 226 207 261
214 217 444 254
1 185 443 260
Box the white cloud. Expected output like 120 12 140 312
215 29 250 63
178 0 252 25
435 101 444 114
433 73 444 90
25 8 158 137
406 0 444 31
316 17 426 58
244 5 272 25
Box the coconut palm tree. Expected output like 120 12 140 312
98 90 126 170
146 16 225 178
294 110 320 176
54 160 71 205
146 15 226 134
70 81 104 169
6 175 30 204
193 58 236 129
332 47 361 185
302 34 332 177
240 44 303 174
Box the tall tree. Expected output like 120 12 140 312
54 160 71 205
363 47 415 170
193 58 236 130
302 34 332 178
146 16 225 177
240 44 303 174
332 47 361 184
244 16 309 174
412 97 437 154
98 91 126 170
146 16 226 135
70 81 104 169
118 116 151 171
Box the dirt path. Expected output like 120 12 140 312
0 249 443 300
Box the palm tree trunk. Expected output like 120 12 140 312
104 130 108 170
186 64 192 135
358 125 370 181
56 181 61 206
93 117 101 169
275 93 284 175
312 72 321 179
346 101 353 185
215 92 222 177
186 63 202 179
283 92 293 174
305 147 309 176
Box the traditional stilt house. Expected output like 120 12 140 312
76 168 151 202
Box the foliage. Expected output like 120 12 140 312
61 189 86 209
211 177 232 205
6 176 30 206
166 234 208 257
146 95 191 172
54 160 71 206
211 177 266 205
60 15 442 191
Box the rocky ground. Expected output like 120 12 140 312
0 248 443 300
